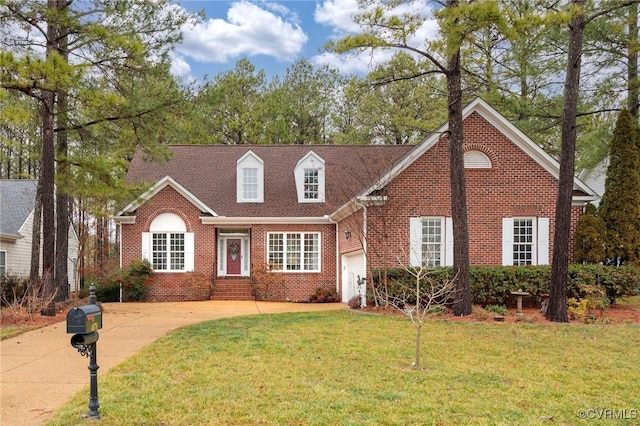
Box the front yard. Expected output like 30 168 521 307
48 308 640 425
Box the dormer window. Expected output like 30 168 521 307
243 168 258 200
304 168 319 200
295 151 325 203
237 151 264 203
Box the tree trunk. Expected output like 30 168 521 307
55 11 70 301
40 0 59 316
29 177 43 285
40 88 56 316
547 0 585 323
447 47 472 316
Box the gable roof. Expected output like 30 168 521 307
120 145 413 219
0 179 37 240
362 97 598 197
116 175 218 220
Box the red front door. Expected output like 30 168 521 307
226 239 241 275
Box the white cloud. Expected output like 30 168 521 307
169 51 193 79
314 0 364 34
177 1 307 64
313 0 439 74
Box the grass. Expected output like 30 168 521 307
618 295 640 307
48 310 640 426
0 324 43 340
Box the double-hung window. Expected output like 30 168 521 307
421 218 443 267
409 217 453 267
268 232 320 272
502 217 549 266
303 169 319 200
237 151 264 203
512 219 533 265
242 168 258 201
295 151 325 203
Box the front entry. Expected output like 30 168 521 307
226 239 242 275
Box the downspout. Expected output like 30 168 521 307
118 221 123 303
328 215 340 296
361 203 368 307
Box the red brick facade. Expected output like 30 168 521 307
361 112 581 269
117 100 595 302
120 186 337 302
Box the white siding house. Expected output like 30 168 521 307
0 180 79 292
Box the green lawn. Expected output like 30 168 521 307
49 310 640 425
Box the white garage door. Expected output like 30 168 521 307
341 251 366 305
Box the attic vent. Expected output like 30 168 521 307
464 150 492 169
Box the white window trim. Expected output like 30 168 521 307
409 217 453 267
294 151 325 203
267 232 321 272
142 213 194 272
237 151 264 203
502 217 549 266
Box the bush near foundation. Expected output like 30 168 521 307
96 259 154 302
371 264 640 307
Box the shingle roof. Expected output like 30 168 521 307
0 179 37 238
125 145 414 218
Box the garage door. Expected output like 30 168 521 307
341 251 366 305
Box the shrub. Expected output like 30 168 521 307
103 259 154 302
371 264 640 308
484 304 507 316
94 281 120 302
309 286 340 303
347 295 362 309
568 298 589 320
251 262 285 301
0 274 28 306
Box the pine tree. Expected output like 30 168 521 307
599 109 640 265
574 203 606 264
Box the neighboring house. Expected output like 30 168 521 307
578 157 608 207
114 98 598 303
0 179 79 292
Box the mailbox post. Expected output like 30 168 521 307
67 284 102 419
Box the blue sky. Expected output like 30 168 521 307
169 0 439 83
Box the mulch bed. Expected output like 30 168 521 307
358 303 640 324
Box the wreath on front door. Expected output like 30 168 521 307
229 242 240 256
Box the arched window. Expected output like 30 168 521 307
142 213 194 272
464 150 492 169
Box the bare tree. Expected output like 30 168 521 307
385 263 458 369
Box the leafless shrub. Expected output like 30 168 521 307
1 276 58 324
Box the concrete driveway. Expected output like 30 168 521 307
1 300 346 426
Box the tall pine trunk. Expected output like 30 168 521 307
29 176 43 285
55 7 70 301
40 0 59 316
547 0 585 322
447 2 471 316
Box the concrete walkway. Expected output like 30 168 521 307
1 300 346 426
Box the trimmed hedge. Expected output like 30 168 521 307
370 265 640 306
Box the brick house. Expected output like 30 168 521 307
113 98 598 303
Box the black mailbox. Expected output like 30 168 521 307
67 305 102 334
